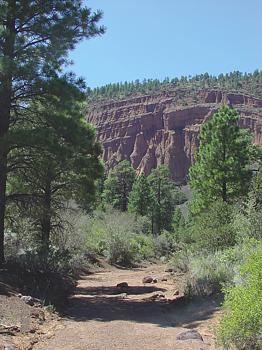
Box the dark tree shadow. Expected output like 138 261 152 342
75 285 167 296
0 281 12 295
62 283 223 329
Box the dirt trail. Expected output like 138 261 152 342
34 264 222 350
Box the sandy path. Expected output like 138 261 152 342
34 264 222 350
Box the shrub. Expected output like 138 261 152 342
86 209 156 265
130 234 156 261
168 247 191 273
85 212 108 255
217 246 262 350
4 208 92 306
171 239 260 297
190 200 235 251
106 232 135 265
233 197 262 242
154 231 177 258
5 249 76 306
184 251 236 297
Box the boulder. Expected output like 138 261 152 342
176 329 203 341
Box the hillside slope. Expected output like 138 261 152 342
86 85 262 182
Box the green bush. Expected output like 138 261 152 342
154 231 174 258
130 234 156 261
85 212 108 255
86 209 157 265
168 247 191 272
233 198 262 242
217 246 262 350
170 239 260 297
184 251 236 296
190 200 235 251
106 231 135 265
5 248 77 306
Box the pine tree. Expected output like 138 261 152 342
189 105 252 213
148 166 178 234
128 174 153 216
0 0 104 263
103 161 136 211
7 77 103 256
172 207 185 232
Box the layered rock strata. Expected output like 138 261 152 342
87 89 262 182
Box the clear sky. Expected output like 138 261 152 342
68 0 262 88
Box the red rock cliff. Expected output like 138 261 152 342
86 89 262 182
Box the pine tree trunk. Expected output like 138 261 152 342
222 180 227 202
122 181 128 211
0 81 13 265
221 130 227 202
40 180 52 258
0 0 16 265
0 154 8 265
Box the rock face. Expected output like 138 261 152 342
86 89 262 182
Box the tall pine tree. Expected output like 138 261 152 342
189 105 252 213
103 161 136 212
148 166 178 234
128 174 153 216
8 78 103 256
0 1 104 263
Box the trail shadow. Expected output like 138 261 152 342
63 282 223 329
75 285 166 296
0 281 12 295
111 263 144 271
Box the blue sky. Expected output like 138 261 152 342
68 0 262 88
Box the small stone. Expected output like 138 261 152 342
116 282 129 288
142 276 154 284
4 346 16 350
161 277 168 282
165 268 173 272
168 294 185 303
21 295 34 306
153 291 165 298
148 291 165 301
31 308 45 321
173 290 179 296
176 329 203 341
